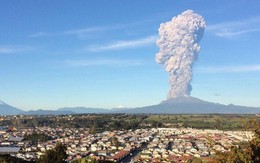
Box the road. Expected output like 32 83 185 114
119 149 142 163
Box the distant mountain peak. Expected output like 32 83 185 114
0 100 5 105
0 100 24 115
160 96 207 104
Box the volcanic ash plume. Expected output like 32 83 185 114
156 10 206 99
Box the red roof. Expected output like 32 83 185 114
110 150 129 160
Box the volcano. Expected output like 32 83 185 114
115 96 260 114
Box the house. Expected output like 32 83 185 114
0 147 20 154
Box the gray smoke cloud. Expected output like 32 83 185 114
156 10 206 99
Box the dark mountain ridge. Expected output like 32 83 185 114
24 109 75 115
0 97 259 115
58 107 108 114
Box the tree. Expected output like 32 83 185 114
249 119 260 162
111 136 119 150
71 157 98 163
0 154 31 163
24 132 51 145
37 142 67 163
191 158 202 163
89 122 96 134
214 119 260 163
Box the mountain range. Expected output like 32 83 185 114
0 96 260 115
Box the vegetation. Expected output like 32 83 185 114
214 119 260 163
1 114 258 132
144 114 259 130
24 132 51 144
188 157 203 163
0 154 33 163
71 157 115 163
37 142 67 163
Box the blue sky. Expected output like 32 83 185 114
1 0 260 110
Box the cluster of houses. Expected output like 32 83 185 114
0 125 254 162
136 128 253 162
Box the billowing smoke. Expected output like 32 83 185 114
156 10 206 99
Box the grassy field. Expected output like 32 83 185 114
143 114 260 130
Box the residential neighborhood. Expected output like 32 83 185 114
0 115 254 162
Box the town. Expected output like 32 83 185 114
0 114 258 162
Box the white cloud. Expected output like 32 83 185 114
87 35 157 51
28 22 142 39
64 58 145 67
29 26 107 38
207 16 260 38
197 65 260 73
63 27 105 36
0 46 33 54
215 29 260 38
29 19 155 39
29 32 53 38
115 105 127 109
